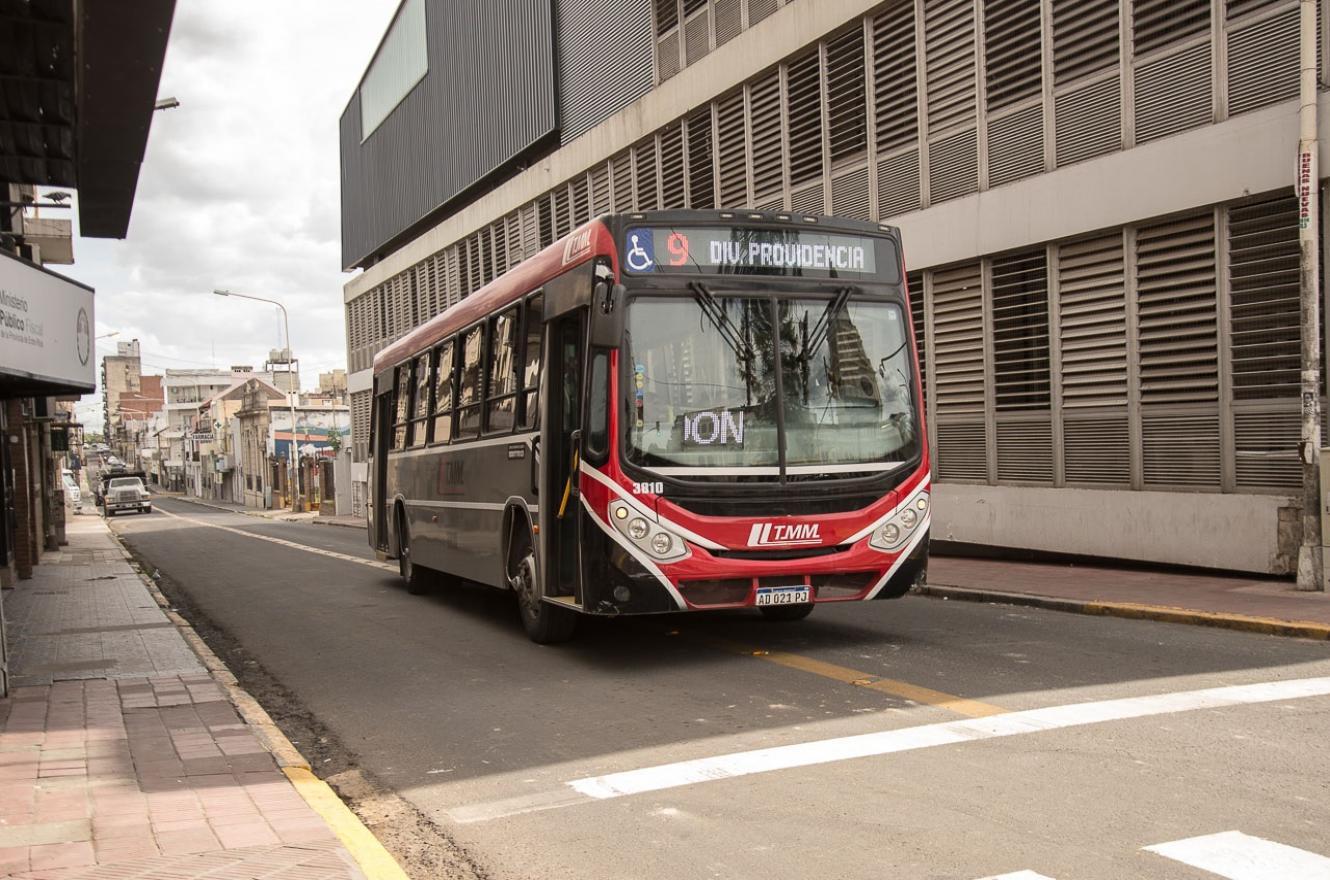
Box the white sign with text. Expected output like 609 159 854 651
0 252 94 390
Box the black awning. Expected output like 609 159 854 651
0 0 175 239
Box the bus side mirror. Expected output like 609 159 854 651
590 284 626 348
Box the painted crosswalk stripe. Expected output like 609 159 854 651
1145 831 1330 879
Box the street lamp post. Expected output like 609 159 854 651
213 289 299 512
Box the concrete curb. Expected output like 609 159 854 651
103 520 412 880
917 584 1330 641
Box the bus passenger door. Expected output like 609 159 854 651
540 309 585 602
370 388 393 553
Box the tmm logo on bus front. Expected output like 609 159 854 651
747 522 822 547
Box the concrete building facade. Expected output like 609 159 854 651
340 0 1330 574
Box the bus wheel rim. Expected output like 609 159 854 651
517 554 539 614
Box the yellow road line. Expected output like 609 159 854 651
691 634 1006 718
284 767 411 880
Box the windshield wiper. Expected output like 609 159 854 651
689 281 753 364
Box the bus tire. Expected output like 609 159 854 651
396 507 433 595
513 551 576 644
758 603 814 622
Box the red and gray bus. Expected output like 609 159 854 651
368 210 929 642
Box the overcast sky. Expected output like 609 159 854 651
58 1 397 430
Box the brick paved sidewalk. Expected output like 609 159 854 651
0 517 367 879
927 555 1330 636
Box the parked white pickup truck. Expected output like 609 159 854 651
104 476 152 516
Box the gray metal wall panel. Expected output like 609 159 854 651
556 0 654 141
340 0 557 269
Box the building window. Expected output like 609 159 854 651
520 293 543 430
360 0 428 139
487 308 519 433
409 351 431 447
432 340 455 444
458 325 485 440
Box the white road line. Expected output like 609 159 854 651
566 676 1330 800
154 507 397 573
1144 831 1330 879
976 873 1056 880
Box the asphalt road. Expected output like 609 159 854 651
112 497 1330 880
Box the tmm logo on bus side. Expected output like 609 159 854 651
747 522 822 547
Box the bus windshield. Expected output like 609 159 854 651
624 293 919 476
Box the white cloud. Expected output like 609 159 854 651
61 1 397 430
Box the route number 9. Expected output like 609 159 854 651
667 232 690 266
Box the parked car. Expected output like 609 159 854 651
61 469 81 511
102 475 152 516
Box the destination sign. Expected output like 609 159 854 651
623 226 893 279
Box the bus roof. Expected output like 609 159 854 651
373 218 616 376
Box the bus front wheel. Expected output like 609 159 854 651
758 603 814 622
514 552 576 644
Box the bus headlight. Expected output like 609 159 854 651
868 491 929 553
628 517 650 540
650 533 673 556
900 508 918 529
880 524 901 545
608 501 690 562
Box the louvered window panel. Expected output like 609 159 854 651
984 0 1042 111
878 148 921 216
831 166 871 219
924 0 977 133
1142 412 1221 487
658 31 681 81
988 104 1043 186
1228 194 1300 399
1064 415 1131 484
1234 408 1300 489
1134 42 1211 143
537 195 554 249
748 0 779 26
790 181 824 215
826 27 868 165
481 227 497 286
660 123 686 208
907 269 926 409
590 163 611 217
570 176 590 227
928 128 978 203
444 246 461 309
611 151 633 211
715 0 742 46
635 137 660 211
1133 0 1210 57
519 205 539 260
786 50 824 186
1052 0 1119 84
936 422 988 481
872 0 919 152
1058 234 1127 408
1055 77 1120 165
351 390 371 463
505 213 523 270
554 188 572 238
1228 7 1299 115
716 91 748 207
687 109 716 209
996 419 1053 483
684 6 711 66
1229 0 1290 19
749 72 784 200
1136 212 1219 405
491 224 508 281
991 251 1051 411
931 263 987 416
655 0 678 33
469 234 485 294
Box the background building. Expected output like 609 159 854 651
340 0 1328 574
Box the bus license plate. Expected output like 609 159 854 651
755 586 810 607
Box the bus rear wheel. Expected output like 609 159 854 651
397 510 433 595
514 552 576 644
758 603 814 622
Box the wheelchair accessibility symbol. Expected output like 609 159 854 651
624 228 655 272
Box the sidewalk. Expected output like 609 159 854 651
925 556 1330 640
166 494 364 530
0 516 405 878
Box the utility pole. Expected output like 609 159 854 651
1297 0 1324 591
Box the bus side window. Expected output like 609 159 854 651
409 351 432 448
432 340 455 444
457 325 485 440
519 293 543 430
486 308 518 433
585 350 609 462
392 363 411 450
